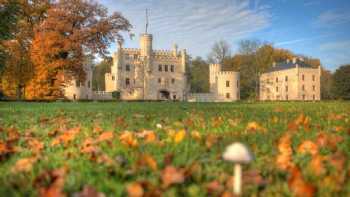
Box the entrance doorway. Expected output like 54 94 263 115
159 90 170 100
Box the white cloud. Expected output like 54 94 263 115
319 40 350 69
320 40 350 51
316 10 350 27
100 0 271 56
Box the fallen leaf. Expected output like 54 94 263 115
288 167 316 197
97 131 114 142
174 130 186 144
75 185 105 197
12 157 37 173
161 166 185 188
126 182 144 197
297 140 318 155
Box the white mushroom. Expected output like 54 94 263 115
223 142 253 196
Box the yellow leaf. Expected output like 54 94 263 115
174 130 186 144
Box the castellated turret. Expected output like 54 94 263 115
140 33 153 57
209 64 240 101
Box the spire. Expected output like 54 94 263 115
145 8 149 34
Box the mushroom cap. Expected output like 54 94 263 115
222 142 253 164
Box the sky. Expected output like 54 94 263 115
100 0 350 71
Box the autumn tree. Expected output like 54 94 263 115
332 64 350 100
27 0 131 100
0 0 20 71
0 0 50 99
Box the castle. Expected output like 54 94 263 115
104 33 188 101
259 58 321 101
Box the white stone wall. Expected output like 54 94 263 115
215 72 240 101
105 33 187 101
260 66 321 101
64 64 93 100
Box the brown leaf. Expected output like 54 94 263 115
297 140 318 155
97 131 114 142
119 131 138 148
51 127 80 147
27 138 44 153
126 182 144 197
309 155 326 176
206 180 224 194
137 154 158 171
288 167 316 197
75 185 105 197
35 167 68 197
12 157 37 173
161 166 185 188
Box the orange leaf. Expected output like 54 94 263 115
297 140 318 155
161 166 185 188
97 131 114 142
12 157 37 173
288 167 316 197
126 182 144 197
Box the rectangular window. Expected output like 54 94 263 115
302 94 305 100
158 78 161 84
88 81 91 88
285 76 288 81
286 94 288 100
134 54 138 59
285 86 288 92
226 80 230 87
165 65 168 72
313 95 315 100
312 75 315 81
126 64 130 71
276 77 278 83
226 93 230 99
302 85 305 91
125 78 130 86
112 76 115 81
171 78 175 84
276 86 278 92
170 65 174 72
312 85 315 91
158 65 162 71
76 80 80 87
302 74 305 81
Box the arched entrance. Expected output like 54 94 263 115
158 90 170 100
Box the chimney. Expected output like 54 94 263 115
292 57 297 64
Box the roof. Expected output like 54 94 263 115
266 59 315 73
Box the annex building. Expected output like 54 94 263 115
259 58 321 101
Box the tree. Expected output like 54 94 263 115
0 0 50 99
0 0 20 70
189 57 209 93
207 40 231 65
26 0 131 100
93 57 112 91
320 69 333 99
332 64 350 100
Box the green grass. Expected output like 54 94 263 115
0 101 349 196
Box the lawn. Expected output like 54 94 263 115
0 101 349 197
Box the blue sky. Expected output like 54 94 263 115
100 0 350 71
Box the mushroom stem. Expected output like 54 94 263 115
234 163 242 195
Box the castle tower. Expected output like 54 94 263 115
140 34 153 57
209 64 221 93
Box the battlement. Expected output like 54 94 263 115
122 48 141 53
217 71 239 76
153 49 174 55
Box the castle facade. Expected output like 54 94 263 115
105 33 188 101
